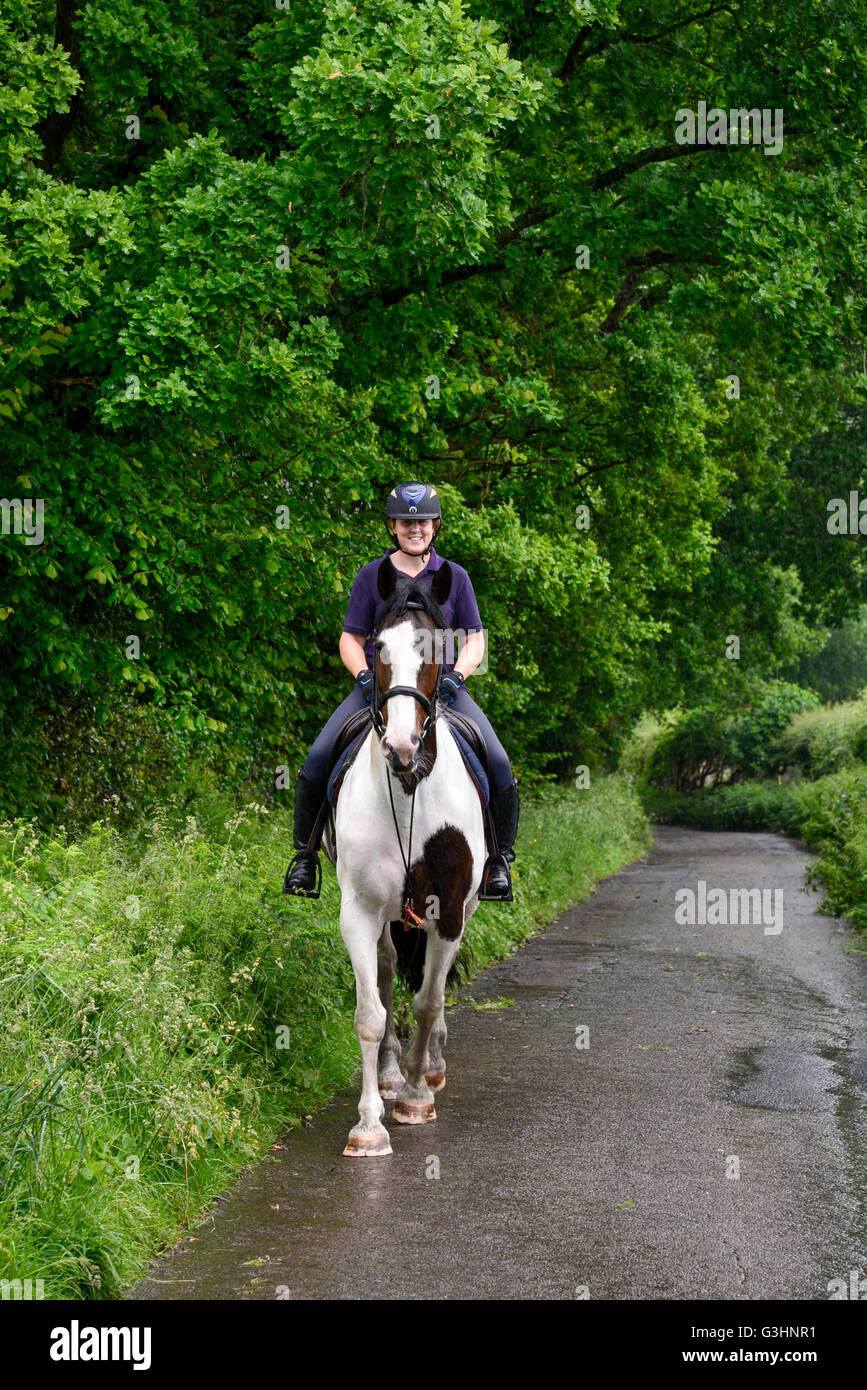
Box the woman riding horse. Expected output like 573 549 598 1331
283 481 519 900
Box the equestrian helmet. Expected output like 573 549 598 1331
385 482 442 521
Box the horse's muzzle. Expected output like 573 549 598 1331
383 742 418 775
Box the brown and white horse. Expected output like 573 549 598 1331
321 557 485 1156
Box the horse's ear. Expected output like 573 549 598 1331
431 560 452 606
377 556 398 602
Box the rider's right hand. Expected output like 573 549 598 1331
355 669 374 704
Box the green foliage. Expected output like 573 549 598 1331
623 681 821 789
777 689 867 776
0 771 648 1296
728 681 822 778
782 604 867 703
2 2 867 816
645 778 812 833
643 704 738 792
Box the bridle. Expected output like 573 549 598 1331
369 599 445 930
369 601 444 741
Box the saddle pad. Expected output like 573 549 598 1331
446 724 490 808
326 723 489 809
327 730 367 808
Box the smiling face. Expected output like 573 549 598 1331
375 610 440 774
389 517 436 555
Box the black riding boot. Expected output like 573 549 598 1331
479 776 519 902
282 772 329 898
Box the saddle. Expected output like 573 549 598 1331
307 702 501 860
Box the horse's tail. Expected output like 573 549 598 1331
391 923 426 992
390 923 475 993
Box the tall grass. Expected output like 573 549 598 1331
0 772 650 1298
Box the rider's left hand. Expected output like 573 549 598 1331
441 670 465 704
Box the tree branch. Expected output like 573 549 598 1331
35 0 84 172
574 458 630 482
557 4 736 78
557 25 594 82
592 141 710 191
598 252 678 334
336 129 791 324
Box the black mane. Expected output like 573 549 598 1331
373 577 446 636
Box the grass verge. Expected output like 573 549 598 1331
0 771 650 1299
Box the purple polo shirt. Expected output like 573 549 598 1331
343 545 483 671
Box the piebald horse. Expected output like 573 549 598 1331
320 556 485 1156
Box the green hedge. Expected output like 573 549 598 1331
777 691 867 776
620 681 821 790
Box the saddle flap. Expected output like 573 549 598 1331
327 706 371 778
327 728 368 808
441 705 490 777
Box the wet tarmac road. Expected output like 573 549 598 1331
129 827 867 1300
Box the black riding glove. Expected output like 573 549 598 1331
355 668 374 704
440 670 465 705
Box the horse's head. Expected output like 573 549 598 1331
371 558 453 775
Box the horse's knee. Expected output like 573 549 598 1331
413 994 443 1029
355 999 386 1043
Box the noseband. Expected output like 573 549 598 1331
370 600 444 740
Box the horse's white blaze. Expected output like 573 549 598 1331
377 617 425 764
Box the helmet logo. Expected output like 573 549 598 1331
401 483 427 505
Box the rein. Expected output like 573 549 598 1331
370 600 444 931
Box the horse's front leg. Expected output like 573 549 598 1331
377 922 404 1100
340 897 392 1157
394 930 461 1125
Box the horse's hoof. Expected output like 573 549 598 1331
393 1098 436 1125
379 1077 404 1101
342 1126 393 1157
425 1069 446 1093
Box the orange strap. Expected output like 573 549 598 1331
402 901 424 931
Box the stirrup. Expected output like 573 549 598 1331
478 854 513 903
282 849 322 899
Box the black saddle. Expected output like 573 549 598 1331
325 706 371 783
310 699 499 859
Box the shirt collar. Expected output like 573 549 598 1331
385 542 441 570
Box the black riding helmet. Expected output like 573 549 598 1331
385 481 442 558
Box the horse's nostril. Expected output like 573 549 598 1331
410 733 420 747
